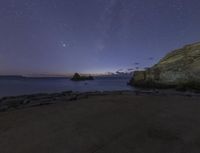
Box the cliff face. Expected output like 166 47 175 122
129 42 200 89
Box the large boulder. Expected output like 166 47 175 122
129 42 200 90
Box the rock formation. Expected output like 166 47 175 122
129 42 200 90
71 73 94 81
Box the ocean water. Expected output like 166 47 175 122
0 77 134 97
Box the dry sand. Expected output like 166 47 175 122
0 91 200 153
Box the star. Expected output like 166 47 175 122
62 43 66 48
60 41 67 48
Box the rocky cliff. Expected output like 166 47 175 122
129 42 200 90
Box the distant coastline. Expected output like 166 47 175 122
0 75 25 79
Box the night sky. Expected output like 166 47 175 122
1 0 200 75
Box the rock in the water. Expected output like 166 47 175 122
129 42 200 90
71 73 94 81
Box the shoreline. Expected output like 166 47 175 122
1 89 200 112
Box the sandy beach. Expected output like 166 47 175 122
0 91 200 153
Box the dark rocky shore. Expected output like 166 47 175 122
0 91 123 112
1 90 200 112
0 91 89 112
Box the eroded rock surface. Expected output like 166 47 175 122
129 42 200 89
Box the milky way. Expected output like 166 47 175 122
0 0 200 75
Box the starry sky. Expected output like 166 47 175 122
0 0 200 75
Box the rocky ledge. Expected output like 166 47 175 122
0 91 95 112
0 91 129 112
129 42 200 90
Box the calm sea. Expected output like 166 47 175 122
0 76 134 97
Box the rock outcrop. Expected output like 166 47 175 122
71 73 94 81
129 42 200 90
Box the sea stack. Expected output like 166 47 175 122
71 73 94 81
129 42 200 90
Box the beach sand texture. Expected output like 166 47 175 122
0 92 200 153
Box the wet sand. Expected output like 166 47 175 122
0 91 200 153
